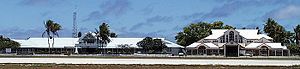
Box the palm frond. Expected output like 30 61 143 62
95 28 99 33
42 31 47 38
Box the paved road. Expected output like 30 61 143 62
0 58 299 66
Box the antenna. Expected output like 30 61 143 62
72 5 78 38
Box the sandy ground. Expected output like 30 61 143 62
0 58 299 66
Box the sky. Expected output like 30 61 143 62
0 0 300 41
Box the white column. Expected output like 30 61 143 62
259 50 260 56
224 46 226 57
218 49 220 56
288 50 290 56
238 46 240 57
74 47 78 54
267 50 269 56
205 50 207 55
251 50 253 56
112 48 113 54
117 49 118 54
197 49 199 55
191 49 193 55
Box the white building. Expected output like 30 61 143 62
75 32 183 54
14 32 183 55
186 29 289 57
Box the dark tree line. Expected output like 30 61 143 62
264 18 300 55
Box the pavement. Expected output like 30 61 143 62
0 58 299 66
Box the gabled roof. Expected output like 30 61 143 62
204 29 272 39
187 43 219 49
245 43 287 49
204 29 227 39
105 38 143 48
163 40 184 48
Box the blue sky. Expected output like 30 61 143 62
1 0 300 41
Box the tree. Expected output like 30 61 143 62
137 37 167 53
42 20 52 53
137 37 153 53
294 24 300 46
110 32 118 38
175 21 234 55
50 23 62 48
95 23 112 53
222 25 234 29
284 31 295 45
175 22 211 47
263 18 289 45
175 21 233 47
42 20 62 53
256 27 262 34
0 35 20 50
287 43 300 55
152 39 167 52
210 21 224 29
77 32 82 37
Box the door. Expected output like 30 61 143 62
225 45 239 57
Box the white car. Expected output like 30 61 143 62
178 53 184 56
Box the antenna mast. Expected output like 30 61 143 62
72 6 78 38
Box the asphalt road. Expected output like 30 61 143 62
0 58 299 66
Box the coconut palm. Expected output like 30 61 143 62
95 23 111 54
42 20 53 53
42 20 62 54
50 23 62 48
99 23 111 46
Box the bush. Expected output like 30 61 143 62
0 35 20 50
287 43 300 56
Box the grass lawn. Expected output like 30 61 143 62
0 64 299 69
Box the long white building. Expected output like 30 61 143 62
186 29 289 57
14 32 183 55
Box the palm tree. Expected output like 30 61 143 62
99 23 111 46
95 23 111 54
42 20 62 54
42 20 53 53
50 23 62 48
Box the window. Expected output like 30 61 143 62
229 31 234 41
260 46 269 50
221 36 225 43
82 34 96 43
247 40 253 43
213 40 218 42
226 35 228 42
239 36 243 43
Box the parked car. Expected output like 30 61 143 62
178 53 184 56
